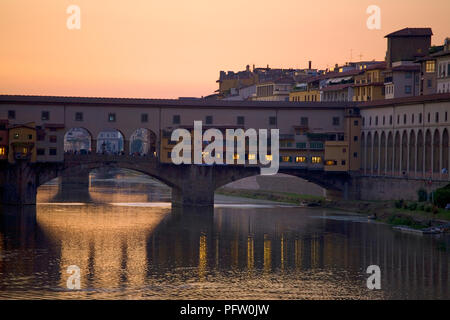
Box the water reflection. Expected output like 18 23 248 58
0 170 449 299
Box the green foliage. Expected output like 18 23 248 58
394 199 404 209
407 202 417 211
434 186 450 209
417 188 428 202
387 215 426 229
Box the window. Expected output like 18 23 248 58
412 114 414 124
49 148 57 156
426 61 435 73
383 116 385 125
8 110 15 119
49 135 57 143
37 148 45 156
341 160 346 165
332 117 340 126
295 156 306 163
28 134 33 140
269 116 277 125
311 156 322 164
427 79 433 88
419 113 422 124
369 117 372 125
403 114 407 124
141 113 148 123
237 116 245 125
375 116 378 126
405 72 412 79
301 117 309 126
390 115 392 125
173 115 180 124
14 133 19 139
405 85 412 94
397 115 400 124
75 112 83 121
436 112 439 123
296 142 307 149
428 113 431 123
310 142 324 149
353 120 358 126
205 115 213 125
108 113 116 122
281 156 291 162
354 136 358 142
353 152 358 158
41 111 50 121
446 112 448 122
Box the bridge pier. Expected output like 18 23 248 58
171 165 216 207
53 169 91 202
2 160 38 205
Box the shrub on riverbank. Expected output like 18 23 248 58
434 184 450 208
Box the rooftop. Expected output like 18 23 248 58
385 27 433 38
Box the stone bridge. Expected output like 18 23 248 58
0 154 354 207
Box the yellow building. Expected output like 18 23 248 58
324 108 361 172
289 89 321 102
353 63 386 102
8 123 37 164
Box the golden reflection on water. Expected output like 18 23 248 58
0 171 449 299
37 204 169 292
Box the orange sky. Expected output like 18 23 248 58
1 0 449 98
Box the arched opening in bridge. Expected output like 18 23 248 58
409 131 416 175
64 128 92 153
394 131 400 174
37 167 172 204
443 129 449 173
97 129 124 154
366 132 372 173
373 132 379 174
380 132 386 174
417 130 424 174
387 132 393 174
129 128 156 156
425 130 432 174
401 131 408 173
433 129 440 173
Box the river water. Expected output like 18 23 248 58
0 169 448 300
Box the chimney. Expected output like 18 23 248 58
308 61 312 69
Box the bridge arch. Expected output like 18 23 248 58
425 129 432 174
409 130 416 175
129 128 157 156
380 131 386 174
96 129 125 154
417 130 424 174
64 127 93 153
433 129 441 173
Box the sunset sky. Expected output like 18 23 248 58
1 0 449 99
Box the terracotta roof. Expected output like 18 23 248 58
359 93 450 108
0 94 350 110
366 62 386 70
385 28 433 38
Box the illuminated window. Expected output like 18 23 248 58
248 154 256 160
311 156 322 164
14 133 19 139
0 147 5 156
233 154 240 160
281 156 291 162
265 155 273 161
295 156 306 163
425 61 435 73
325 160 337 166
